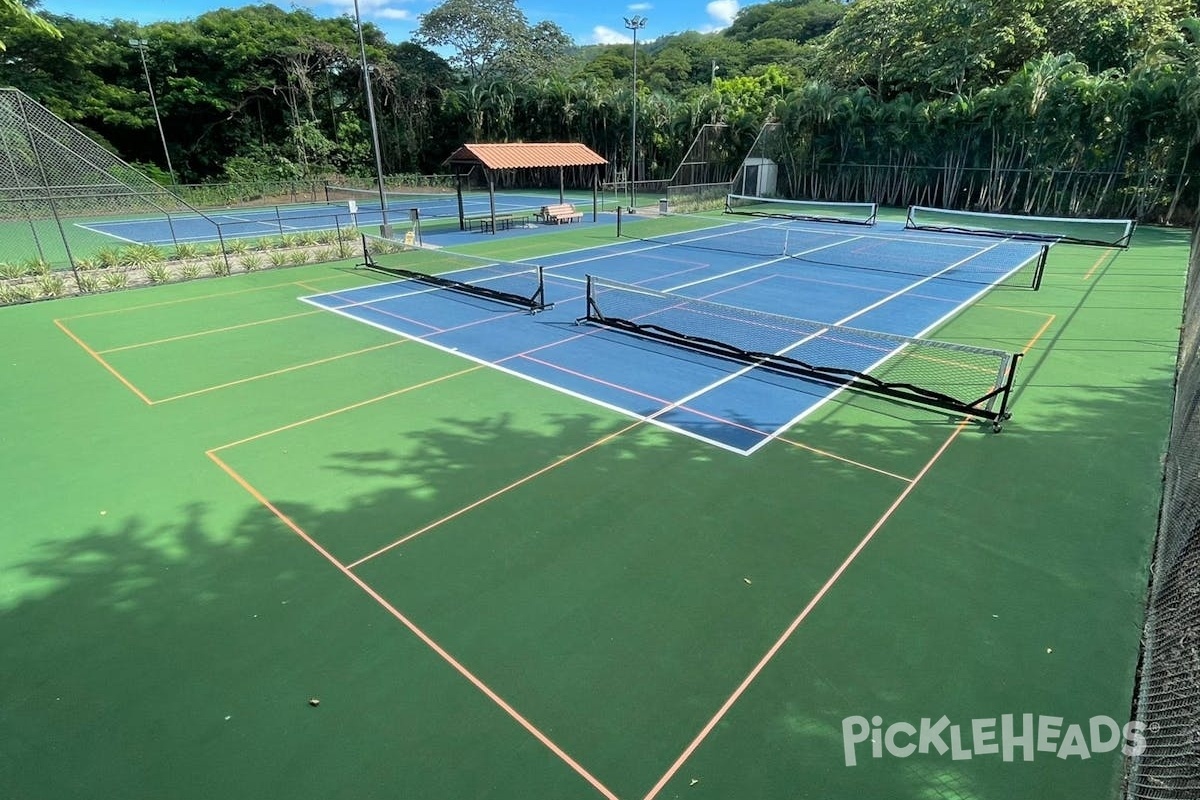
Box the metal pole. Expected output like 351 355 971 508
130 39 176 185
353 0 391 237
624 16 646 213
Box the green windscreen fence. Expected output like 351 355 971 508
1126 224 1200 798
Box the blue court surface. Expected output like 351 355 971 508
76 192 601 245
301 219 1047 454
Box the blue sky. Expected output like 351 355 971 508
39 0 748 46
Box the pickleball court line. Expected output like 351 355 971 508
205 449 620 800
741 237 1033 454
96 309 325 354
518 352 913 482
53 318 153 405
152 340 408 404
639 416 973 800
638 305 1061 799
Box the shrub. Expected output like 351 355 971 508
172 243 201 261
102 270 129 290
240 253 264 272
77 273 101 293
180 263 202 280
96 247 122 268
0 263 22 280
146 263 172 284
254 237 277 251
314 247 337 263
74 258 98 271
22 257 51 276
207 258 231 277
288 250 309 266
225 239 249 255
0 283 35 304
120 244 165 267
36 273 67 297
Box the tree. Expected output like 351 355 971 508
414 0 563 82
725 0 846 44
0 0 60 51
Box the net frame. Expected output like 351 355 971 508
906 205 1136 248
615 208 1049 291
359 233 550 313
726 193 878 226
326 184 460 216
580 274 1022 427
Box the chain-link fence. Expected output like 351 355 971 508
0 89 411 304
1125 223 1200 798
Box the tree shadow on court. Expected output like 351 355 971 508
1 357 1179 800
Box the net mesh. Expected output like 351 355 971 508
360 233 548 312
726 193 878 225
1125 224 1200 799
583 275 1020 423
617 209 1048 290
0 88 207 271
730 122 792 199
664 124 747 212
326 184 460 217
907 205 1135 248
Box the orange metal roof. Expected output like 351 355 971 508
443 143 607 170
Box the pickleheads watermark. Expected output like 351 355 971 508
841 714 1146 766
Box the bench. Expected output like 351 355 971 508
537 203 583 224
466 213 521 233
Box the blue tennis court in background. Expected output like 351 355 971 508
76 190 599 245
300 217 1047 453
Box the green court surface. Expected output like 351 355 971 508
0 217 1187 800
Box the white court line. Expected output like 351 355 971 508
742 238 1032 453
73 221 141 244
667 235 866 292
298 293 755 456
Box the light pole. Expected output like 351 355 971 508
128 38 176 185
353 0 391 236
624 15 646 213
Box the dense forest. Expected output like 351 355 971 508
3 0 1200 222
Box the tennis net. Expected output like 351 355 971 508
360 233 550 312
906 205 1135 248
726 193 878 226
327 184 460 216
581 276 1021 426
617 209 1048 290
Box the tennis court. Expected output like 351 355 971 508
0 205 1184 800
78 188 601 246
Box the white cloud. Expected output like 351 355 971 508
591 25 632 45
706 0 738 27
628 3 653 10
376 8 413 19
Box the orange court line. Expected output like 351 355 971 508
775 437 914 482
209 366 482 452
1022 314 1057 354
153 340 407 403
53 318 153 405
520 353 908 481
60 276 346 321
1082 249 1119 281
97 310 323 354
206 451 620 800
346 418 646 569
977 304 1058 318
641 418 972 800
